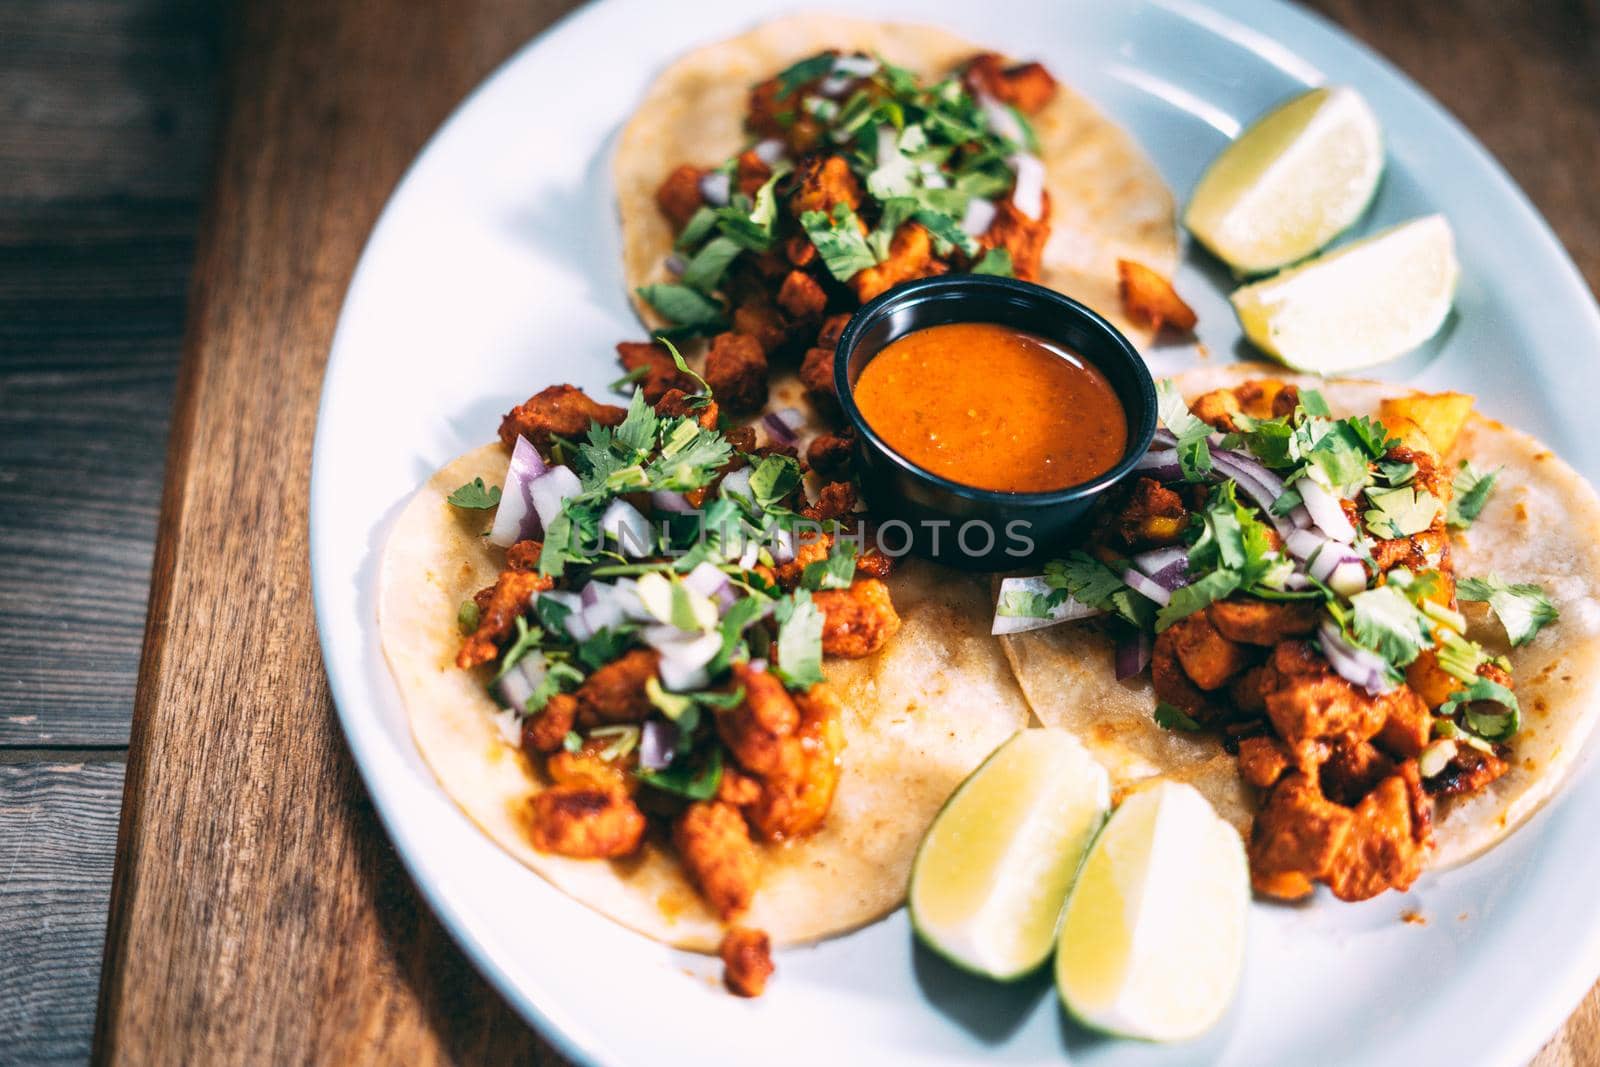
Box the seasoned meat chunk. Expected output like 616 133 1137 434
654 387 718 431
575 648 660 726
799 345 837 414
777 269 828 320
675 801 761 919
520 692 577 755
1237 735 1292 789
721 926 775 998
1117 260 1197 335
504 539 543 572
1320 739 1395 806
802 481 857 523
814 578 901 659
1249 773 1351 900
499 384 625 454
715 765 764 808
1374 684 1431 760
1191 388 1243 432
1427 744 1509 797
732 300 791 356
656 164 707 228
806 431 856 479
1232 379 1292 420
850 223 945 303
979 195 1051 282
616 340 690 403
1168 613 1252 691
528 781 646 859
817 312 852 349
962 52 1059 114
1152 629 1220 723
1369 527 1450 574
789 155 863 217
1229 664 1274 716
734 148 772 198
1322 763 1430 902
1112 477 1188 548
705 331 769 414
1262 641 1387 746
1207 598 1321 646
717 663 800 777
746 683 844 841
457 570 553 669
749 63 832 153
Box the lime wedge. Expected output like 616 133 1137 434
1055 781 1248 1042
1230 214 1458 372
909 730 1110 980
1186 86 1383 275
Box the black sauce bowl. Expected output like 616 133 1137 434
833 274 1157 570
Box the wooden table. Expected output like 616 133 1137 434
1 1 1595 1063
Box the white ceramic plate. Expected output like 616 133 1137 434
310 1 1600 1063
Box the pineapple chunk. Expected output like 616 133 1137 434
1379 393 1475 455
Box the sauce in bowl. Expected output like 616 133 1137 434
851 321 1128 493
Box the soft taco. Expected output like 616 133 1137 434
995 364 1600 899
609 14 1188 428
379 378 1031 996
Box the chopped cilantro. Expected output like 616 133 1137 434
1299 389 1332 417
1448 461 1498 529
1375 458 1418 487
996 586 1064 619
493 617 544 681
1348 584 1431 668
801 204 878 281
971 247 1013 277
527 660 584 713
561 730 583 753
447 477 501 510
1155 570 1241 631
635 283 727 329
1458 575 1558 646
680 234 745 293
1153 702 1203 731
772 590 825 690
1043 552 1125 610
1363 485 1442 539
774 52 836 99
912 208 980 258
607 366 649 393
1155 379 1213 481
749 454 803 510
637 747 724 800
674 206 719 250
1440 677 1521 742
801 541 857 591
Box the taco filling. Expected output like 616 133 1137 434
997 376 1560 901
616 47 1188 418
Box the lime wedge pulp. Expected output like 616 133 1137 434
1055 781 1249 1042
909 730 1111 980
1185 85 1383 276
1230 214 1459 373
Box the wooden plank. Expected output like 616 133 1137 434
94 2 579 1063
0 760 125 1066
0 0 221 747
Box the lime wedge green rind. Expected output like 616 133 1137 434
909 730 1111 982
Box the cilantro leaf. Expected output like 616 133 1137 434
1155 570 1241 631
912 208 979 258
1348 584 1431 668
680 234 744 293
772 590 825 690
1230 415 1298 469
749 454 803 510
867 197 918 261
1154 702 1203 731
1363 485 1442 539
1448 461 1498 529
801 541 857 591
636 283 727 329
492 617 544 682
1440 677 1521 742
614 388 659 453
1043 552 1125 609
971 247 1013 276
637 747 724 800
1375 458 1418 487
1298 389 1331 417
1458 575 1558 646
447 478 501 510
801 204 877 281
1155 379 1213 481
774 52 836 99
674 205 719 250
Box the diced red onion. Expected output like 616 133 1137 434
1284 572 1314 591
770 526 797 565
493 653 545 712
488 436 550 547
761 411 799 446
1121 567 1172 607
876 125 898 167
1289 503 1313 530
563 612 595 642
578 581 628 634
991 576 1101 635
1306 542 1360 584
699 171 730 206
1285 528 1327 561
639 719 678 771
1297 478 1357 542
1152 427 1178 448
979 92 1025 144
1115 631 1153 681
528 465 581 534
1133 546 1187 577
600 498 654 558
752 138 786 165
645 627 722 691
719 466 754 502
650 489 694 514
664 253 686 276
832 54 880 78
960 196 997 237
1148 559 1192 592
921 170 949 190
1008 153 1045 221
736 541 761 570
747 658 768 673
818 73 856 97
1209 450 1282 512
683 561 736 612
609 578 654 622
1318 619 1394 696
1327 560 1368 598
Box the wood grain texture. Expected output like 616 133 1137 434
0 761 125 1066
93 1 580 1063
89 1 1600 1065
0 0 220 746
